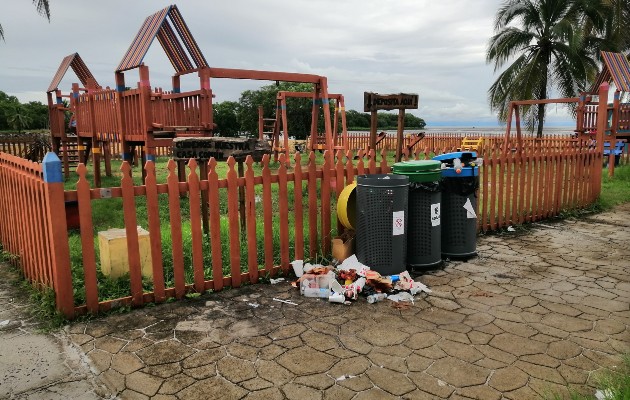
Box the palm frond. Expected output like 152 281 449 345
494 0 530 30
487 28 536 70
32 0 51 21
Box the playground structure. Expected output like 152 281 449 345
501 51 630 175
258 91 348 160
459 137 483 152
47 5 344 184
47 53 101 178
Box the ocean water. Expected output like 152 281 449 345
350 126 576 137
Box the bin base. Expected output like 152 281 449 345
442 251 478 261
407 259 443 271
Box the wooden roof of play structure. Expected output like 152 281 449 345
591 51 630 93
116 4 208 73
47 53 99 93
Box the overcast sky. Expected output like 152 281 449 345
0 0 576 127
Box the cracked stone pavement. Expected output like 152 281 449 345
3 204 630 399
0 264 110 399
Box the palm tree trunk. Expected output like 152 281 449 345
536 69 548 138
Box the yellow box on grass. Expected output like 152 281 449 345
98 227 153 279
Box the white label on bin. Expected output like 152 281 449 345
464 198 477 219
431 203 441 226
393 211 404 235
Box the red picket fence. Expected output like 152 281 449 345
0 155 52 284
0 153 74 316
0 141 606 318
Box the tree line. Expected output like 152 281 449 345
0 91 49 132
213 82 426 138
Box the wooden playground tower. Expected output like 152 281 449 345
48 5 342 185
258 91 348 160
46 53 101 179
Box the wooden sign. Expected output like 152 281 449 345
364 92 419 112
173 137 271 161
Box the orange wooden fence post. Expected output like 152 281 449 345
42 152 74 318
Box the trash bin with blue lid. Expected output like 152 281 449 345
433 151 479 259
356 174 409 276
392 160 442 270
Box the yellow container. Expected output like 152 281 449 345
337 182 357 229
98 227 153 279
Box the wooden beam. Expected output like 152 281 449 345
208 67 322 83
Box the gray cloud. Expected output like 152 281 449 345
0 0 575 126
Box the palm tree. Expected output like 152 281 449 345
583 0 630 55
7 105 32 133
0 0 50 41
487 0 606 136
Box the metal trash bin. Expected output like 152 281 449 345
433 152 480 259
356 174 409 275
392 160 442 270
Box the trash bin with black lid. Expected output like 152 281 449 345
392 160 442 270
432 152 480 259
356 174 409 276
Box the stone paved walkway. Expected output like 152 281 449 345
6 204 630 399
0 265 110 399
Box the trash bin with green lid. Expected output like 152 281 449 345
356 174 409 276
432 151 480 259
392 160 442 270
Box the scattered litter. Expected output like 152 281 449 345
270 278 285 285
290 260 304 278
247 303 260 308
336 375 356 381
507 226 516 232
330 278 344 295
0 320 10 328
387 292 415 303
367 293 387 303
595 389 613 400
328 292 345 303
272 298 298 305
337 255 370 277
290 253 431 308
300 271 335 298
438 379 447 387
533 222 558 229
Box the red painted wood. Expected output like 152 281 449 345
166 159 186 298
307 152 318 259
144 161 166 302
261 155 274 274
207 158 224 291
244 156 258 283
120 162 144 307
321 151 332 256
187 159 206 293
293 153 304 262
226 157 242 287
277 154 290 272
76 164 99 313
